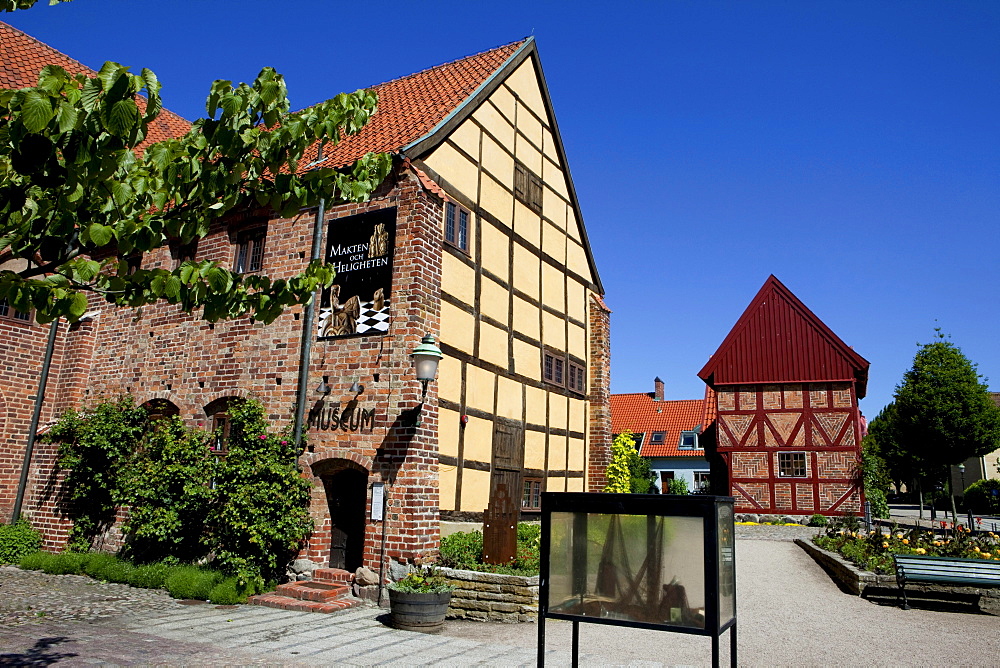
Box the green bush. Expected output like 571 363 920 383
45 551 87 575
127 562 172 589
439 522 540 576
964 479 1000 515
0 519 42 565
208 577 251 604
164 565 223 600
98 559 135 584
17 550 51 571
439 530 483 570
82 552 118 579
666 478 689 495
808 514 828 527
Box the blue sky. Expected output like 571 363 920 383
6 0 999 417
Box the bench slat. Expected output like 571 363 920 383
894 554 1000 587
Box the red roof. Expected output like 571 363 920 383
310 40 527 169
610 394 707 458
0 21 191 145
698 275 870 396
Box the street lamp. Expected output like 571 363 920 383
405 335 443 427
411 335 443 401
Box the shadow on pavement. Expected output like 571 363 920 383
0 636 78 667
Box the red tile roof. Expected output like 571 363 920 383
610 394 707 458
698 275 870 396
0 21 191 145
310 40 527 169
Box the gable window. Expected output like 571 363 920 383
650 431 666 444
567 361 586 394
514 163 542 213
0 298 31 323
543 352 564 386
233 228 266 274
778 452 807 478
521 477 542 511
444 202 469 252
679 431 698 449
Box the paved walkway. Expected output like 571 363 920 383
2 525 998 666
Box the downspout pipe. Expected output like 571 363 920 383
292 196 327 451
12 319 60 523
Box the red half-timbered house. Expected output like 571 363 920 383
698 276 870 516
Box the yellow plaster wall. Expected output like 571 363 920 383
542 221 565 263
569 397 587 435
525 431 546 470
496 375 522 421
567 280 585 322
478 320 508 369
480 276 509 324
515 126 543 173
441 301 474 355
507 60 546 123
480 223 509 279
465 364 495 414
525 385 547 426
437 354 462 406
512 244 540 300
460 468 492 513
548 434 568 471
549 393 568 431
514 202 541 250
438 464 458 511
566 477 584 493
439 407 461 458
567 322 586 360
543 311 566 351
422 142 477 205
491 86 516 125
513 338 539 379
542 263 565 314
567 240 589 280
463 414 494 463
442 253 475 306
449 118 481 161
542 127 560 166
473 102 514 150
479 172 512 224
568 437 586 471
512 296 540 340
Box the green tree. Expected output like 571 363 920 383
605 431 636 493
859 434 890 519
894 331 1000 514
628 450 658 494
1 0 69 10
866 402 918 494
1 58 391 324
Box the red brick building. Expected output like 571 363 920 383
698 276 870 517
1 24 611 578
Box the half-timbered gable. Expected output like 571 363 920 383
698 276 870 516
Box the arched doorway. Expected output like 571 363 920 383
323 467 367 571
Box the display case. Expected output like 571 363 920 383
537 493 736 667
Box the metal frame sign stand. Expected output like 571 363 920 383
536 493 737 668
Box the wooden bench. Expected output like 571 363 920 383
894 554 1000 609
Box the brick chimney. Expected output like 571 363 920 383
654 377 664 401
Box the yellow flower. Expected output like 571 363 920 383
915 548 926 555
882 542 889 548
982 552 992 558
974 546 981 552
902 539 909 545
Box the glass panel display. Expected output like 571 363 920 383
717 503 735 626
548 512 706 628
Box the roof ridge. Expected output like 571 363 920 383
367 38 530 91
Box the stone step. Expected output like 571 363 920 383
312 568 353 585
248 593 362 613
274 581 350 602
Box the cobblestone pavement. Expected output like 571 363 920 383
2 524 997 666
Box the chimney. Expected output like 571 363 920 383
654 377 664 401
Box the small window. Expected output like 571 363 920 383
170 240 198 268
679 431 698 449
205 397 238 455
694 471 711 493
567 361 586 394
522 477 542 511
544 352 565 386
514 163 542 213
234 229 266 273
0 298 31 322
650 432 666 444
778 452 807 478
444 201 470 252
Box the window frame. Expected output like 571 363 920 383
0 298 32 323
514 162 542 213
543 350 587 395
777 452 807 478
679 430 699 450
233 227 267 274
650 431 666 444
521 477 543 511
444 201 470 252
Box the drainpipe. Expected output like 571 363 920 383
12 319 60 523
292 196 327 451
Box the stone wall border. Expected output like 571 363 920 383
439 566 539 623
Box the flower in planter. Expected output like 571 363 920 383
388 567 455 594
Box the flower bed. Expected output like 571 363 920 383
813 524 1000 575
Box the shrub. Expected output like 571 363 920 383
164 565 223 600
439 530 483 570
439 523 540 576
666 478 689 495
127 562 172 589
964 479 1000 515
208 577 251 604
388 568 455 594
98 559 135 584
18 551 52 571
808 514 828 527
0 519 42 565
82 552 118 579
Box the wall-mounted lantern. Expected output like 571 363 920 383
410 335 443 400
316 375 331 395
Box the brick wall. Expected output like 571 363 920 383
586 295 611 492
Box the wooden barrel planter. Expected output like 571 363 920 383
388 590 452 633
